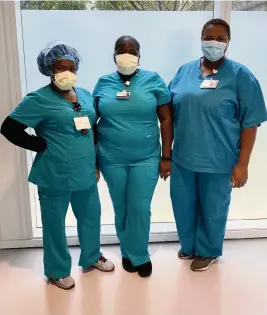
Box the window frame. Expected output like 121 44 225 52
1 0 267 250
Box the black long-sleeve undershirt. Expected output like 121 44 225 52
1 116 98 152
0 116 47 153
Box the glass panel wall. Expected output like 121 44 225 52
19 0 214 227
228 1 267 219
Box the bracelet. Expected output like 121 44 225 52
161 156 172 161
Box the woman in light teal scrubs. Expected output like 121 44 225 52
169 19 267 272
1 42 114 290
93 36 173 278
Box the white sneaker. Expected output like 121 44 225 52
50 276 75 290
92 256 115 272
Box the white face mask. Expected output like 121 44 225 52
53 71 77 91
115 53 139 76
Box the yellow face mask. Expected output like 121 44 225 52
53 71 77 91
115 53 139 76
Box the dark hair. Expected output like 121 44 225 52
201 18 231 40
114 35 140 52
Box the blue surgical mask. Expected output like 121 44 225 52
201 40 227 62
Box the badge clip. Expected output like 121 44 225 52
116 90 131 99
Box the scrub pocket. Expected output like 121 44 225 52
38 188 70 220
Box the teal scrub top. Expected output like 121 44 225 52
93 69 171 165
169 59 267 173
10 85 97 190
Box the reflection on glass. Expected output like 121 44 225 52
232 1 267 11
229 7 267 219
20 0 214 11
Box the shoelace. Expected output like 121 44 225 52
56 276 72 284
98 256 107 264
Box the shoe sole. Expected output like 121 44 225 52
92 265 115 272
138 271 152 278
49 278 75 290
191 258 219 272
178 255 195 260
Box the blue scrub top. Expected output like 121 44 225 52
10 86 97 190
169 59 267 173
93 69 171 165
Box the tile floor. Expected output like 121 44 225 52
0 240 267 315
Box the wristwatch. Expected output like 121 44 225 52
161 156 172 161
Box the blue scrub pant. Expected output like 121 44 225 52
170 162 232 258
100 159 159 266
38 184 102 279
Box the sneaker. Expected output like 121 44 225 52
92 256 115 272
191 257 219 272
122 257 137 273
178 249 194 260
49 276 75 290
136 261 152 278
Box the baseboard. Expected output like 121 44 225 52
1 227 267 249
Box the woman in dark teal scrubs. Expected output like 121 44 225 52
169 19 267 272
93 36 173 278
1 42 114 290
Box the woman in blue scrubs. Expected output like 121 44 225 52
169 19 267 272
1 42 114 289
93 36 173 277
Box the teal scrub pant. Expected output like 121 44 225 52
170 162 232 258
38 184 102 279
100 159 159 266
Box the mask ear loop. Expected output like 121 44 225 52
224 43 229 58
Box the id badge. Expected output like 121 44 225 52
200 80 219 89
74 116 91 131
116 90 131 100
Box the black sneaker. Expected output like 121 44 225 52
178 249 195 260
122 257 137 273
137 261 152 278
